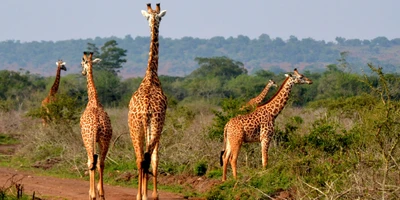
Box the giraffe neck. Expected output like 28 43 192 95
86 66 99 107
48 67 62 96
260 77 294 117
143 20 160 83
251 83 274 105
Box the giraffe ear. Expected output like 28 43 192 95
158 10 167 18
141 10 150 18
55 62 59 66
62 62 66 65
285 74 292 77
92 58 102 64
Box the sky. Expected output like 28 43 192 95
0 0 399 43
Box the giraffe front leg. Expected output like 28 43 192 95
260 127 273 168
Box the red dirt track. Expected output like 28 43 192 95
0 167 186 200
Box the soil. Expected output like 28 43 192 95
0 167 188 200
0 144 213 200
0 144 290 199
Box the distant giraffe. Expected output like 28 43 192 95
241 79 277 111
80 52 113 200
220 69 312 181
128 3 167 200
41 60 67 126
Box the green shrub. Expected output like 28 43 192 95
26 93 82 125
305 119 359 155
193 160 207 176
208 97 247 141
206 169 222 179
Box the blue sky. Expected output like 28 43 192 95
1 0 399 42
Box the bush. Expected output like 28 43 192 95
193 160 207 176
304 119 360 155
26 93 82 125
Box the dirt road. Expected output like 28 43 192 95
0 167 186 200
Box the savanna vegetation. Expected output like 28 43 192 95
0 47 400 199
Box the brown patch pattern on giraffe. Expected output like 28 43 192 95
221 69 313 181
41 60 67 126
80 52 113 200
128 3 167 200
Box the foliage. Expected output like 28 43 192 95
191 56 247 80
96 40 127 75
358 63 400 199
193 160 208 176
26 93 82 125
3 35 400 77
208 97 248 141
305 119 359 155
0 133 18 145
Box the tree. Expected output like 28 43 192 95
87 40 127 75
335 37 346 45
371 36 391 47
190 56 247 80
86 43 100 57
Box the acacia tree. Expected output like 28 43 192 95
86 43 100 57
86 40 127 75
191 56 247 80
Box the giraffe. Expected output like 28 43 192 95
241 79 277 111
128 3 167 200
41 60 67 126
220 69 312 181
80 52 113 200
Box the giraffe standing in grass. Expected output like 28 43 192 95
241 79 277 111
128 3 167 200
80 52 112 200
220 69 312 181
41 60 67 126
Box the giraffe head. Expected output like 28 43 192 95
56 60 67 71
267 79 277 87
285 68 313 84
141 3 167 30
81 52 101 76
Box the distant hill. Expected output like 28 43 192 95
0 35 399 78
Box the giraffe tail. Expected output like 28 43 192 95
91 125 98 171
220 151 225 166
141 112 154 176
141 152 153 176
90 154 98 170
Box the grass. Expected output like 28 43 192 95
0 133 18 145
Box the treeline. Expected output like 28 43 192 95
1 35 400 77
1 56 398 113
